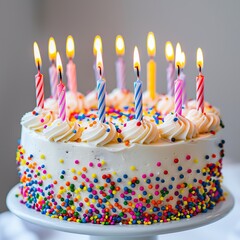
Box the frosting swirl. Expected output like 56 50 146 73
156 95 175 115
44 98 59 117
158 113 198 141
81 121 117 146
121 118 159 144
66 91 85 115
186 109 220 133
43 118 82 142
21 107 55 131
107 89 134 108
142 91 160 107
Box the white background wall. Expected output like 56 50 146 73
0 0 239 211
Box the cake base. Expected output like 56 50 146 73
7 184 234 240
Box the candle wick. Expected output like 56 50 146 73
199 65 202 74
177 65 180 77
37 61 40 72
98 66 102 78
135 66 140 79
59 69 62 82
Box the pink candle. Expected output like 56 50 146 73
196 48 204 113
56 52 66 121
167 62 175 96
33 42 44 108
196 74 204 112
174 77 183 115
57 81 66 121
35 70 44 108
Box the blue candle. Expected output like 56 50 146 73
133 46 143 122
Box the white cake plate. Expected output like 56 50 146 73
7 184 234 240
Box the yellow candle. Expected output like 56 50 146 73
147 32 156 99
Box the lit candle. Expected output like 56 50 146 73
174 43 184 115
180 51 187 106
165 41 175 96
196 48 204 112
56 52 66 121
96 49 106 123
133 46 143 122
147 32 157 99
48 37 58 100
33 42 44 108
115 35 126 90
66 35 77 94
93 35 102 82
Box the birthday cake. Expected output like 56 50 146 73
16 36 225 225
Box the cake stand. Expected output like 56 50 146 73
7 184 234 240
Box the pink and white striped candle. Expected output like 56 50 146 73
196 48 204 113
35 71 44 108
33 42 44 108
56 52 66 121
196 74 204 112
174 77 183 115
57 81 66 121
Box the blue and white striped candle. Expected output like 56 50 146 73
133 46 143 122
96 50 106 123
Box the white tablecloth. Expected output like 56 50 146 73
1 162 240 240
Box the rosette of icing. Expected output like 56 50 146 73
66 91 85 115
142 91 160 107
158 113 198 141
121 118 159 144
186 100 220 116
156 95 175 115
107 88 134 108
186 109 220 133
21 107 55 131
43 118 82 142
81 121 117 146
84 89 98 109
44 98 59 116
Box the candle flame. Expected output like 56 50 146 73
115 35 125 56
66 35 75 59
175 43 182 68
181 51 186 68
96 49 103 76
56 52 63 75
147 32 156 57
196 48 204 69
48 37 57 61
165 41 174 62
93 35 102 56
133 46 141 71
33 42 42 69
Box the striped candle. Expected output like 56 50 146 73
180 70 187 106
134 79 143 121
57 81 66 121
97 78 106 123
49 64 58 100
167 62 175 96
174 78 183 115
196 74 204 112
35 71 44 108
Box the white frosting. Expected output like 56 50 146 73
156 95 175 115
84 89 98 109
142 91 160 107
186 109 220 133
66 91 85 115
81 121 117 146
44 98 59 116
186 100 221 116
107 88 134 108
158 113 198 141
121 118 159 144
43 118 82 142
21 107 55 131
